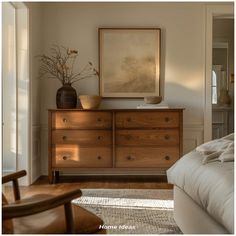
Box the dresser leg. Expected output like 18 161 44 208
55 171 60 182
51 171 57 184
49 171 53 184
51 171 59 184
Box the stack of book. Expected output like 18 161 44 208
137 101 169 109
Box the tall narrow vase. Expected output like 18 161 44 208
219 89 231 106
56 83 77 109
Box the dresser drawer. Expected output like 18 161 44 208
52 145 112 168
52 130 112 146
115 147 179 168
116 129 179 146
116 112 179 128
52 111 112 129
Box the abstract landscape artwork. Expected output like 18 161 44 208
99 28 161 98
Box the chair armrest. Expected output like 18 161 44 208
2 170 27 184
2 188 82 220
2 170 27 201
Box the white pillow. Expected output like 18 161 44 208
218 142 234 162
222 133 234 141
196 139 232 155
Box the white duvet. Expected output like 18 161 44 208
167 138 234 233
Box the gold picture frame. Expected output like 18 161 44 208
99 28 161 98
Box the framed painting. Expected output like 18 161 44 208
99 28 161 98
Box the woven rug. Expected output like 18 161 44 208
72 189 182 234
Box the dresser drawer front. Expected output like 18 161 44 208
52 145 112 168
52 112 112 129
116 129 179 146
116 112 179 128
116 147 179 168
52 130 112 146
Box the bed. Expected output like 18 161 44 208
167 134 234 234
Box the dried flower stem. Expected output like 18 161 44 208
37 45 98 85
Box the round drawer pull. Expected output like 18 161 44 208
127 155 134 160
165 155 170 160
62 136 67 140
63 118 67 123
126 118 131 122
164 135 170 140
97 136 102 140
97 118 102 122
97 156 102 160
165 117 170 122
62 156 68 160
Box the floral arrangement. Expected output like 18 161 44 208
38 45 98 85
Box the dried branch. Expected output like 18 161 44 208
37 45 98 85
71 74 96 84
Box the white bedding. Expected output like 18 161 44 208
196 134 234 164
167 138 234 233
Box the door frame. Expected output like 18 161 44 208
204 3 234 142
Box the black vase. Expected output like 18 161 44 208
56 83 77 109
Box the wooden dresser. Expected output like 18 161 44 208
48 108 183 183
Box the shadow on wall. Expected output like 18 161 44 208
166 82 204 155
165 81 204 125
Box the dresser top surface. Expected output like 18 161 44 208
49 108 184 112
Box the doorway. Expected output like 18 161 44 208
204 4 234 142
212 18 234 139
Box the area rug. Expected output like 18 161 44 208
72 189 182 234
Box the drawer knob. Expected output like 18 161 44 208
62 156 68 160
63 118 67 123
97 156 102 160
165 155 170 160
62 136 67 140
127 155 134 160
97 136 102 140
165 117 170 122
97 118 102 122
164 135 170 140
126 118 131 122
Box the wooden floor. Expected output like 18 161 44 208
3 175 172 202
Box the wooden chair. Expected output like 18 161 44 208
2 170 105 234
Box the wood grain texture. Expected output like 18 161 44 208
48 111 53 183
48 109 183 182
115 111 180 128
52 145 112 168
52 130 112 146
3 189 82 220
116 129 179 146
3 175 172 205
52 111 112 129
2 170 27 201
49 108 184 112
115 147 179 168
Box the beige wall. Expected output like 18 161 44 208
40 2 205 124
37 2 209 174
